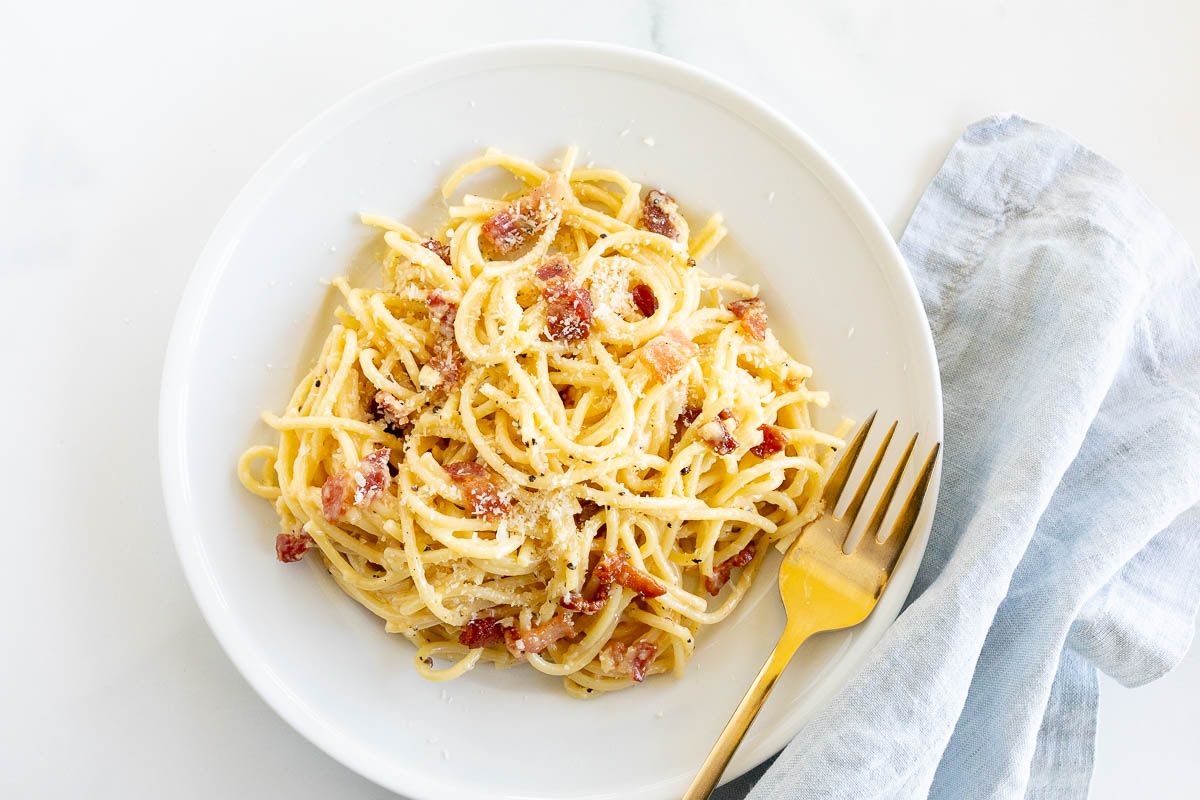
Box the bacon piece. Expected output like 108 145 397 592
426 290 464 389
576 498 602 521
459 617 505 649
639 329 699 381
609 556 667 599
320 447 392 521
751 424 787 458
674 405 701 438
423 350 460 392
275 531 314 563
504 613 576 657
534 254 571 282
428 289 457 333
600 554 667 597
561 583 612 614
480 212 530 256
561 551 665 614
355 448 391 504
543 280 594 342
630 283 658 317
729 297 769 341
569 498 603 535
481 174 568 255
599 640 658 683
536 255 593 342
705 541 758 595
698 409 738 455
421 239 452 265
444 461 513 520
597 552 666 598
372 390 410 436
321 472 353 521
641 189 685 242
444 461 488 479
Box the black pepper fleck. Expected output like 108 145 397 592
527 475 535 482
680 465 691 475
567 562 576 570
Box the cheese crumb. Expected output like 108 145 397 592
587 257 635 320
418 364 443 390
507 487 577 539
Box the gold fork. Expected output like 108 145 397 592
683 412 940 800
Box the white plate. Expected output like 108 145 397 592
160 41 942 800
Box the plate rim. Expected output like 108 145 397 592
159 39 943 800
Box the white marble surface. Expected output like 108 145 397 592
1 1 1196 798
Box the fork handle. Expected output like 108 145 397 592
682 624 813 800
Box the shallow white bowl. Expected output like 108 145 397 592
160 41 942 800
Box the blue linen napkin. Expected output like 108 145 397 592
717 115 1200 799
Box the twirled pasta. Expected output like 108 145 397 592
238 148 843 696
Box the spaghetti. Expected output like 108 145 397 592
238 148 843 696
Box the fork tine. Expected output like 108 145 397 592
860 432 919 543
875 443 941 565
821 410 877 509
840 420 897 525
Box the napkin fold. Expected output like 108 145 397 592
720 115 1200 800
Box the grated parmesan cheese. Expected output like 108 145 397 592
395 283 427 302
587 257 635 321
507 487 577 538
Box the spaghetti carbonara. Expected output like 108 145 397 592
238 147 843 696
